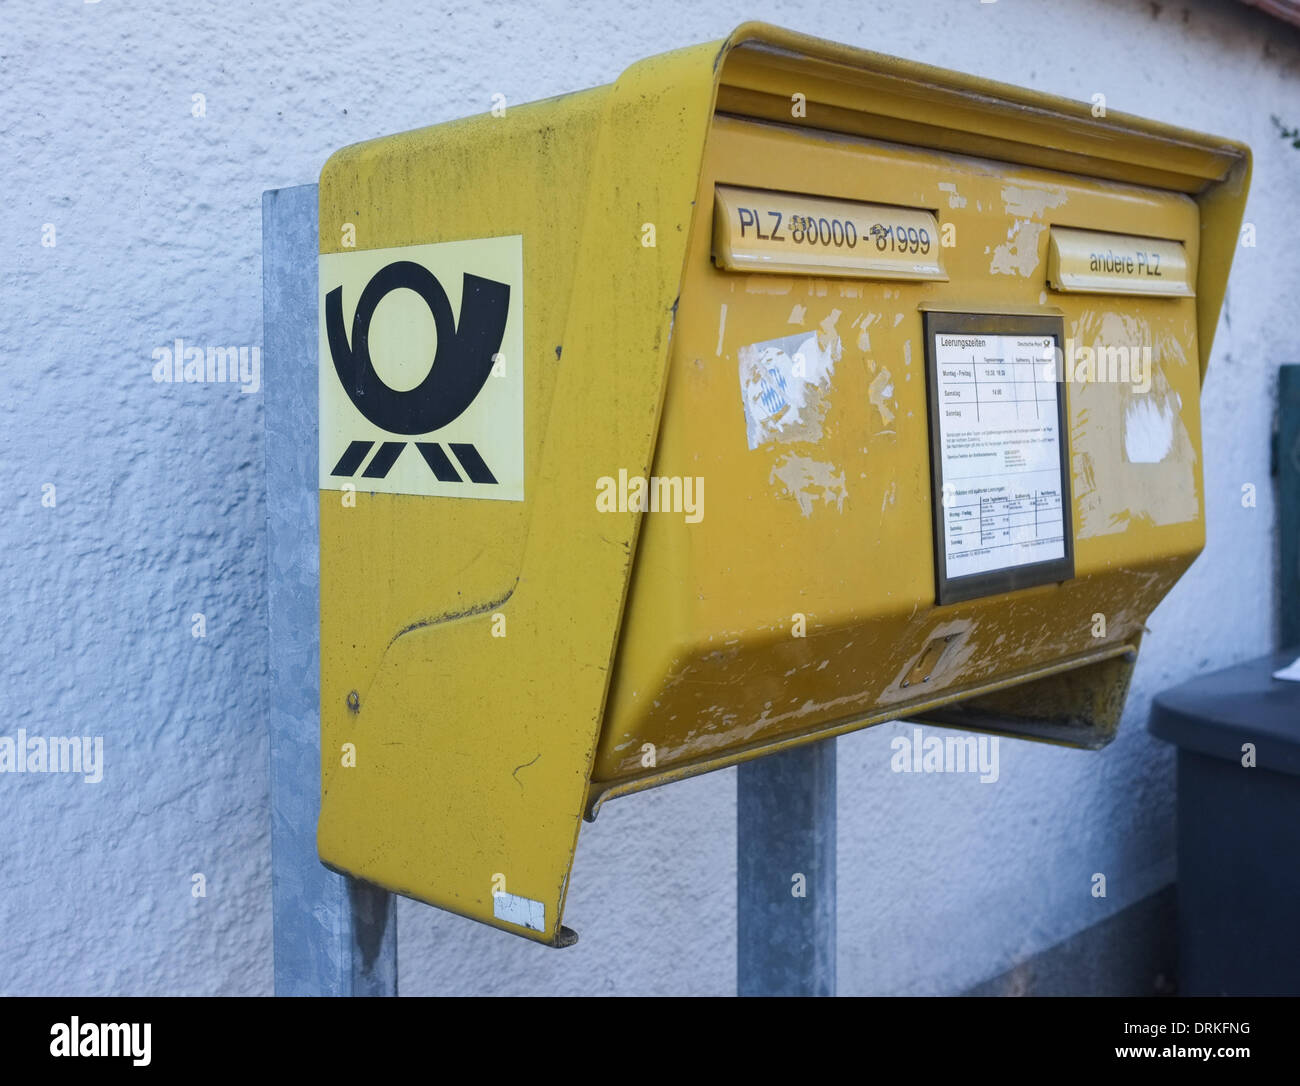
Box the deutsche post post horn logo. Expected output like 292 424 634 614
318 236 525 501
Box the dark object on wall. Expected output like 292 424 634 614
1149 650 1300 995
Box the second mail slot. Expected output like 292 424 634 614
1048 226 1193 296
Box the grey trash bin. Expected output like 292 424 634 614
1148 648 1300 996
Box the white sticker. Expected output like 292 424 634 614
319 236 524 500
1273 656 1300 682
492 890 546 932
934 332 1066 579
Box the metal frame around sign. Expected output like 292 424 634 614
922 310 1075 606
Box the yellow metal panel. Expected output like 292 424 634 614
588 643 1139 817
593 114 1207 790
318 44 723 943
318 92 607 942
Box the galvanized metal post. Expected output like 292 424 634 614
737 739 837 996
263 184 398 996
1280 364 1300 648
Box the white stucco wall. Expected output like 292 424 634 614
1 0 1291 996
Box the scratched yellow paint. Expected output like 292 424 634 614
317 23 1250 942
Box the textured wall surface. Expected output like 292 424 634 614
1 0 1293 996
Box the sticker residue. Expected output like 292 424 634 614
769 454 848 517
990 184 1068 279
738 317 843 449
1123 397 1176 463
1071 310 1199 537
939 181 967 209
868 368 896 427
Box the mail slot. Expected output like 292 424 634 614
315 22 1250 944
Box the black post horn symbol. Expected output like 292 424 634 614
325 260 510 435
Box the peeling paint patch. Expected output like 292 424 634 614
868 368 896 426
788 303 806 324
991 219 1048 278
991 184 1067 278
856 312 880 352
769 453 847 516
938 181 967 209
744 276 794 295
1002 184 1068 220
1072 309 1200 536
1124 397 1175 463
738 319 843 449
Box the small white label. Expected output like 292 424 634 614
1273 656 1300 682
934 332 1066 579
493 891 546 932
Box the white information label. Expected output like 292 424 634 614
934 332 1066 580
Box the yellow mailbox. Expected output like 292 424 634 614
315 23 1250 944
